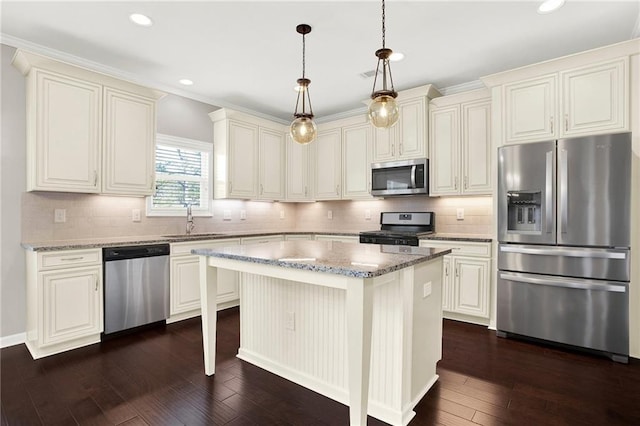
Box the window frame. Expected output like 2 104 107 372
146 133 213 217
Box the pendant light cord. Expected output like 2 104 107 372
302 32 306 79
381 0 386 49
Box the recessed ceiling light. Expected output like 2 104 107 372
129 13 153 27
179 79 194 86
538 0 565 14
389 52 405 62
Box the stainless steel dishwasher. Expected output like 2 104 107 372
103 244 170 335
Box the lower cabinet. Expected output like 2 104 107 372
25 248 103 359
420 240 492 325
314 234 360 243
168 238 241 323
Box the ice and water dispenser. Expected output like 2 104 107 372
506 191 542 233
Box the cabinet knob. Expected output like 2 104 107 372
564 114 568 132
93 170 98 186
550 117 554 134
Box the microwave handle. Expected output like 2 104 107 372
410 165 416 188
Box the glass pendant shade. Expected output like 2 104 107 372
369 94 399 128
290 24 317 144
290 116 317 145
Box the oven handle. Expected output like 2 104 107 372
499 272 627 292
499 245 627 259
410 165 417 189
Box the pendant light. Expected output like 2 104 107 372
368 0 399 129
290 24 317 145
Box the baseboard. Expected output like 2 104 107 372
0 332 26 348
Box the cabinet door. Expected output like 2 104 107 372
372 127 396 162
40 266 102 346
429 106 460 196
561 58 628 137
452 257 490 318
441 256 453 312
462 100 492 195
397 97 427 159
504 75 557 143
313 129 342 200
31 70 101 192
342 123 373 199
285 134 311 201
259 128 285 200
103 87 156 195
228 120 259 198
170 255 239 316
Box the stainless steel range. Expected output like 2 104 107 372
359 212 435 246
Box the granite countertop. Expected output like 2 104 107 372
22 230 491 251
193 240 451 278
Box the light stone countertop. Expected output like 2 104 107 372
21 230 492 251
193 240 451 278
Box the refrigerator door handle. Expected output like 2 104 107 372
499 272 627 293
559 148 568 234
499 245 628 259
545 150 553 234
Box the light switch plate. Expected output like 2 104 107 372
365 209 371 220
240 210 246 220
132 209 141 222
327 210 333 220
280 210 285 220
456 208 465 220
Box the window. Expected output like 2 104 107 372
146 134 213 216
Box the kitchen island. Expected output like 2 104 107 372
193 240 450 426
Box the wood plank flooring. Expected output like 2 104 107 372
2 308 640 425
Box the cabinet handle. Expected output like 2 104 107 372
61 256 84 261
464 176 468 190
445 264 449 276
336 185 340 195
391 144 394 156
260 184 264 195
454 176 458 190
399 143 403 155
564 114 568 132
94 275 99 291
550 117 554 134
150 175 154 189
455 265 460 278
93 171 98 186
229 182 233 193
304 186 308 197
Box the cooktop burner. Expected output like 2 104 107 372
359 212 435 246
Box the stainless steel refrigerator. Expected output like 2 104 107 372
497 132 631 362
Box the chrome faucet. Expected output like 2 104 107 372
186 205 195 235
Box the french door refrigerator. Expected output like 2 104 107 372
497 132 631 362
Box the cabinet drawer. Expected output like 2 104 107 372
38 249 102 270
314 235 359 243
171 238 240 256
420 240 492 257
240 235 284 244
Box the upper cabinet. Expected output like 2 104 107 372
210 109 285 200
12 50 164 196
482 51 631 145
342 122 373 200
285 134 312 201
312 128 342 200
372 85 441 163
430 90 492 196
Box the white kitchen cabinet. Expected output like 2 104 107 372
25 248 103 359
429 90 492 196
342 123 373 200
372 85 441 163
13 50 163 196
502 57 628 144
312 128 342 200
102 87 156 196
420 240 492 325
168 239 241 323
285 134 312 201
258 127 285 200
210 109 286 200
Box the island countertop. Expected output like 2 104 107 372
192 240 451 278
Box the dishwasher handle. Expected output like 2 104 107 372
103 244 170 261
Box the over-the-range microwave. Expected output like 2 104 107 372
371 158 428 196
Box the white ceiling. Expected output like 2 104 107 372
2 1 639 123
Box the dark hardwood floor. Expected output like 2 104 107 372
2 308 640 425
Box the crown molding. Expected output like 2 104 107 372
632 14 640 39
315 107 369 124
438 80 486 96
0 33 289 125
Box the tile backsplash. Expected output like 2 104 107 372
22 193 493 242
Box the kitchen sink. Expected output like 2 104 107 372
162 233 223 239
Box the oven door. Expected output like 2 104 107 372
497 271 629 358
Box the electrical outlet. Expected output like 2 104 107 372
132 209 141 222
240 210 246 220
365 209 371 220
327 210 333 220
285 311 295 331
456 208 465 220
223 210 232 220
280 210 285 220
423 282 432 298
54 209 66 223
